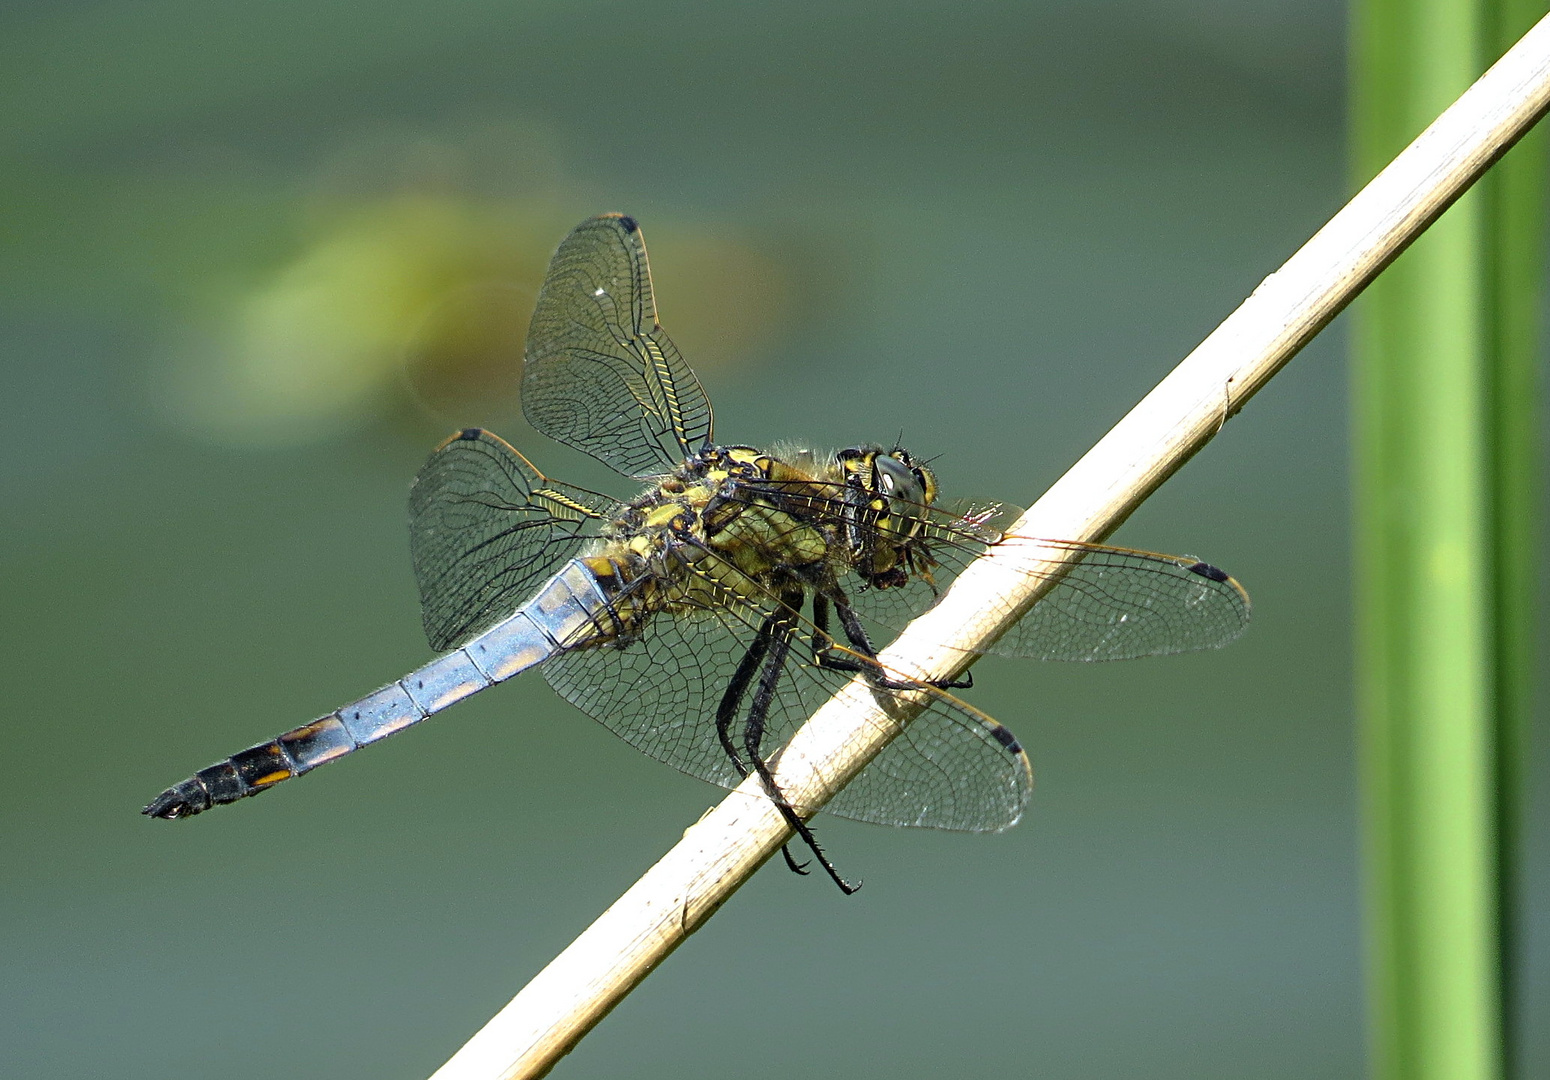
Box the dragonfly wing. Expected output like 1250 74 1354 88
962 538 1252 661
409 428 620 651
540 553 1031 832
523 214 714 478
818 669 1032 832
727 481 1250 662
848 529 1251 661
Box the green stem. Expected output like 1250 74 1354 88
1351 3 1542 1079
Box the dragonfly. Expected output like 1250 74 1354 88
144 213 1250 893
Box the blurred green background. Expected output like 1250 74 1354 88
2 1 1543 1077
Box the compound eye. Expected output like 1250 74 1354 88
874 454 924 509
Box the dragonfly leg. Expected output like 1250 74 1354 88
744 598 860 895
813 592 973 691
807 592 876 674
844 598 974 688
717 624 809 876
715 633 766 773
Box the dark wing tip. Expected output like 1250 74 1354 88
1186 560 1231 584
617 214 638 233
457 427 485 441
989 724 1023 754
142 779 210 820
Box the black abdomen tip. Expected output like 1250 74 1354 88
143 778 211 819
618 215 638 232
458 428 484 441
1187 561 1230 583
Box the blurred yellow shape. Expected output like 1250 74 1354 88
161 196 791 447
163 196 547 445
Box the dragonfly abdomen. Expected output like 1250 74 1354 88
143 559 620 819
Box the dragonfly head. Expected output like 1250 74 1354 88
838 445 937 540
874 451 933 510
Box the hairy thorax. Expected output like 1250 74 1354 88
566 446 841 627
569 442 938 647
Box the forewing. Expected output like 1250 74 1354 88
725 481 1249 661
409 428 619 650
540 554 1031 832
523 214 714 478
957 536 1251 661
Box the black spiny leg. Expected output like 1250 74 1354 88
812 593 973 691
744 593 860 895
717 615 809 876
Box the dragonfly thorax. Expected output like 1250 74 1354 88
587 442 938 616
